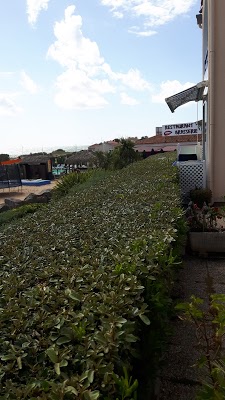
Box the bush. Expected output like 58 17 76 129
0 203 45 226
52 170 93 199
0 153 184 398
190 187 212 208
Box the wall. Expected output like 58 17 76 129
207 0 225 201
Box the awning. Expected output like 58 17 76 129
165 81 208 113
0 158 21 165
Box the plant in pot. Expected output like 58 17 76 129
190 187 212 208
185 201 225 254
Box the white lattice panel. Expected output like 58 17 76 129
177 161 206 204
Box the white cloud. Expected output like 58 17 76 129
113 11 124 18
47 6 151 110
47 5 104 71
0 93 23 116
101 0 197 32
152 80 195 103
26 0 50 25
20 71 39 94
54 68 115 110
128 26 157 37
109 68 152 91
120 92 139 105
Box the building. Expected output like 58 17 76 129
165 0 225 202
19 155 52 180
135 122 202 157
201 0 225 202
134 134 202 154
88 141 119 153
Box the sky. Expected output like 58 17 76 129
0 0 202 155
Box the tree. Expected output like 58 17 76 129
95 151 112 169
0 154 9 162
95 139 140 170
111 138 140 169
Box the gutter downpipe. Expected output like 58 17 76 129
208 0 215 200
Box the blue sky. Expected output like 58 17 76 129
0 0 202 155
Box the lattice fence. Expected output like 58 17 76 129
177 161 206 204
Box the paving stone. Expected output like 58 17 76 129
158 380 200 400
157 255 217 399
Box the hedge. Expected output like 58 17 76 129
0 153 185 399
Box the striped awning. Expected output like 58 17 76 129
165 81 208 113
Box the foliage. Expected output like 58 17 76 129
0 203 45 226
0 153 184 398
113 367 138 399
52 156 67 165
176 294 225 399
95 151 113 170
52 170 93 199
185 201 225 232
190 188 212 208
111 139 140 170
95 139 140 171
0 154 10 162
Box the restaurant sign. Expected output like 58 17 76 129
162 122 201 137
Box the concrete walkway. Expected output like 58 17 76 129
158 254 225 400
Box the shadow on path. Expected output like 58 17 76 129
158 255 225 400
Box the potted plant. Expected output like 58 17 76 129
185 201 225 255
189 187 212 208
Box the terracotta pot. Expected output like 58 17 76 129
189 231 225 254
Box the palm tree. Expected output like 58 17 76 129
112 138 140 169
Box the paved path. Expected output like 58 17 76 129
158 255 225 400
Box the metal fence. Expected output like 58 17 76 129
0 164 22 190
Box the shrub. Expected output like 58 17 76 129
52 170 93 199
185 201 225 232
176 294 225 398
190 187 212 208
0 153 184 398
0 203 45 226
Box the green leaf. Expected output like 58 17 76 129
0 354 15 361
88 370 95 383
88 391 100 400
139 314 151 325
17 357 22 370
46 348 58 363
59 359 68 367
54 362 61 375
65 386 78 395
56 336 71 345
65 288 81 301
116 317 127 324
80 370 89 382
125 334 138 343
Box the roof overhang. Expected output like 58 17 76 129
165 80 208 113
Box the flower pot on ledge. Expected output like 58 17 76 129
189 231 225 255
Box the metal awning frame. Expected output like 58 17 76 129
165 80 208 113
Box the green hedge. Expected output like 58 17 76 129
0 153 185 399
0 203 45 227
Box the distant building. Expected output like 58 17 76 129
134 134 202 154
155 127 162 136
19 155 52 180
88 141 120 153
